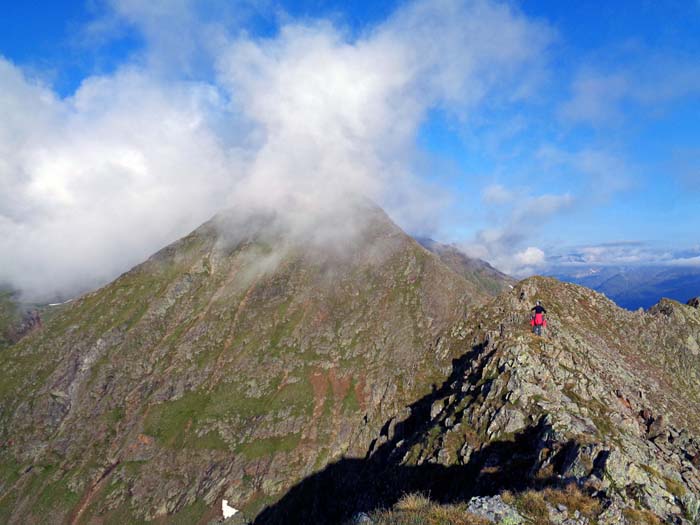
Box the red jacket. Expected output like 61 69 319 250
530 313 547 327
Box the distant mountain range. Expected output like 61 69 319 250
548 264 700 310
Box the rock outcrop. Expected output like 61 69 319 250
399 278 700 523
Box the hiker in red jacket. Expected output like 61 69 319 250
530 300 547 336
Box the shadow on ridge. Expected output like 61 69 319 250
254 342 578 525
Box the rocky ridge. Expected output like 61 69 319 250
403 278 700 522
405 278 700 522
253 277 700 524
417 238 516 296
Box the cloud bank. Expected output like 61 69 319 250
0 0 551 301
549 242 700 269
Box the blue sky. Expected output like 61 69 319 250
1 0 699 299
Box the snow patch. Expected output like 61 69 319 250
222 500 239 519
48 299 73 307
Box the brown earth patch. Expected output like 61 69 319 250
309 370 330 419
354 376 368 411
138 433 154 446
328 369 351 402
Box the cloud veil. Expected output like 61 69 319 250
0 0 551 300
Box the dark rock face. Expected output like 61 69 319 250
5 310 42 343
1 291 44 347
688 297 700 309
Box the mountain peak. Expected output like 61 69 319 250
0 206 500 523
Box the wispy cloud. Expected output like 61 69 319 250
546 241 700 267
559 53 700 126
461 190 574 276
460 140 634 277
481 184 514 204
536 145 633 199
668 256 700 267
559 69 628 125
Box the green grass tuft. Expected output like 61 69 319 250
235 433 301 459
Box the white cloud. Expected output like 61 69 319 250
560 55 700 126
462 240 548 277
504 247 546 277
460 190 573 276
515 246 545 266
546 241 687 267
0 0 551 300
669 256 700 267
0 62 238 299
482 184 514 204
558 69 628 125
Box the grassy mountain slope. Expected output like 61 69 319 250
0 207 490 524
0 290 20 348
